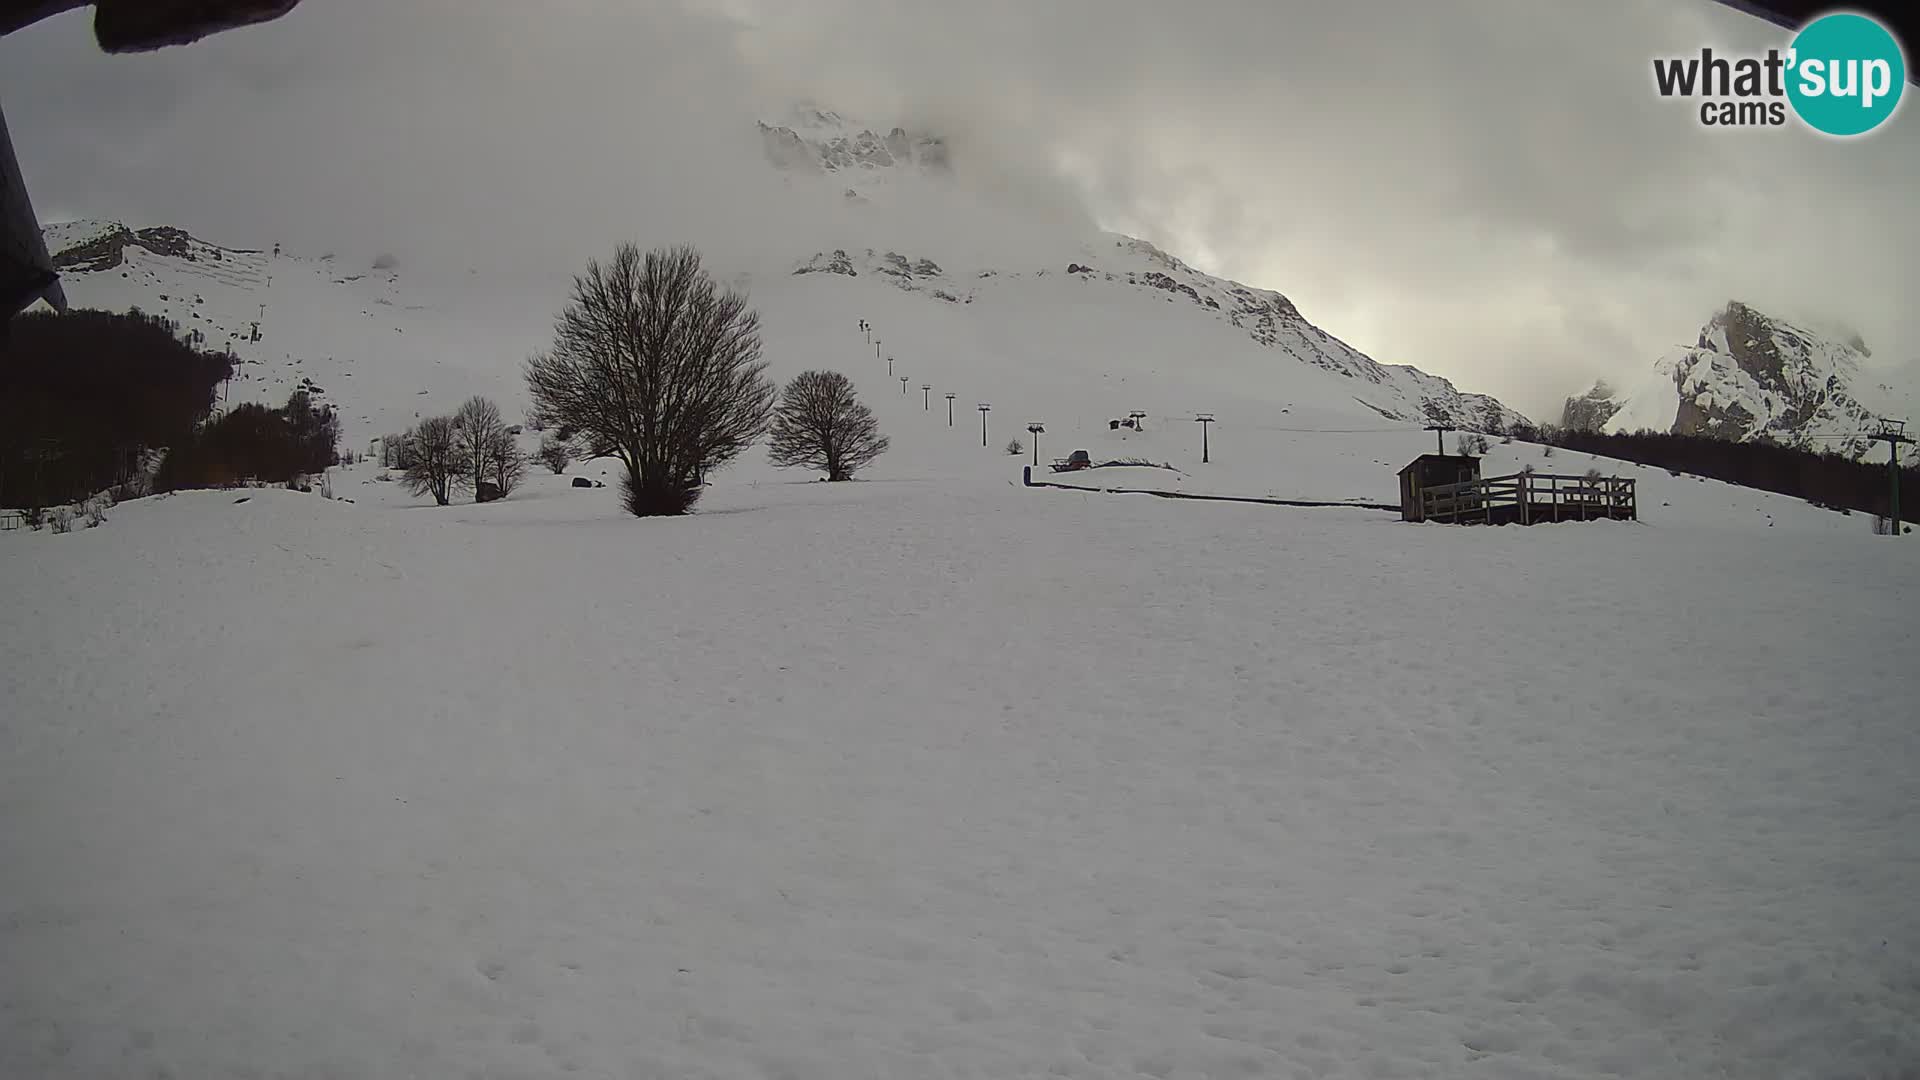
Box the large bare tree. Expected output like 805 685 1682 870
768 370 889 481
401 415 463 506
524 244 774 515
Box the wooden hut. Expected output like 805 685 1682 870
1397 453 1481 522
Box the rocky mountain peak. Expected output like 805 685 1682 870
1562 300 1906 457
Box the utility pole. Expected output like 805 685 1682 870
1425 423 1454 455
901 376 910 395
978 403 991 447
1867 420 1912 535
922 384 932 410
1195 414 1215 463
946 393 956 427
1028 423 1045 466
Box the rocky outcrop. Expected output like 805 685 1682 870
1561 381 1623 431
50 223 231 272
757 119 950 176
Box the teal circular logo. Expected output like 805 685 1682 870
1786 13 1906 136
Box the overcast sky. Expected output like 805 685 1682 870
3 0 1915 418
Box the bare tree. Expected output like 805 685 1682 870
525 244 775 515
401 415 464 506
767 370 889 481
536 433 571 474
489 427 527 497
453 395 507 499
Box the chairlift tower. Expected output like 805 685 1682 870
921 384 932 410
978 403 991 447
1195 414 1215 463
946 393 956 426
1867 420 1913 535
1027 423 1045 466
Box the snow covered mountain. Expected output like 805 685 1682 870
1561 301 1913 458
757 108 1525 434
757 107 951 188
788 239 1523 433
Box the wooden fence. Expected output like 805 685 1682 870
1421 471 1636 525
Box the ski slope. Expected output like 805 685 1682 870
4 475 1917 1080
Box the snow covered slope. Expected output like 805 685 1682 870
4 475 1917 1080
38 218 550 445
1563 302 1915 457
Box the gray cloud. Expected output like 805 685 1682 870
4 0 1916 418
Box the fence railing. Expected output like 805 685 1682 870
1421 471 1636 525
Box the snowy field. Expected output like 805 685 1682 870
5 474 1918 1080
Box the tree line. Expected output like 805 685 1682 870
1 308 232 508
156 390 340 491
1502 421 1918 525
